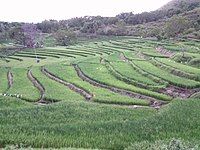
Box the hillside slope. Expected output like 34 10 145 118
160 0 200 12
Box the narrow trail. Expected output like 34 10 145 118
41 67 93 100
120 53 129 62
159 85 200 99
7 71 13 90
27 70 47 104
155 47 175 58
73 64 166 109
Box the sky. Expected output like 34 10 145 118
0 0 172 23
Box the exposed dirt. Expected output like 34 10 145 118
156 47 175 58
121 53 198 100
27 70 47 104
7 71 13 89
136 52 147 59
119 53 129 62
41 67 93 100
127 58 198 99
73 64 166 108
100 57 105 64
159 85 200 99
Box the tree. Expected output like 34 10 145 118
81 21 100 34
8 26 25 45
164 16 190 38
22 23 38 48
149 27 163 40
53 29 77 46
37 20 59 33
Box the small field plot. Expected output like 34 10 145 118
0 67 8 93
78 62 171 101
46 64 150 106
31 67 84 102
6 68 40 102
132 60 200 88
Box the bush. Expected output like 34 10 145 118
53 29 77 46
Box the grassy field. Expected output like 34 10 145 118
0 37 200 149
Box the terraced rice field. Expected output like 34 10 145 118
0 37 200 149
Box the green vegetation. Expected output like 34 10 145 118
1 1 200 148
0 97 200 149
6 68 40 102
156 58 200 77
0 36 200 149
31 67 84 102
110 61 161 86
46 64 149 106
78 62 171 101
0 67 8 93
133 60 200 88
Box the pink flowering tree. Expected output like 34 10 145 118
21 23 39 48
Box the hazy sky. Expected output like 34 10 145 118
0 0 171 23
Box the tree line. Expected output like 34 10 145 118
0 0 199 47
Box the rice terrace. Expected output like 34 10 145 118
0 0 200 149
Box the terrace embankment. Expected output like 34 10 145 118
41 67 93 100
7 71 13 90
27 70 46 104
118 53 197 99
73 64 166 109
156 47 175 58
159 85 200 99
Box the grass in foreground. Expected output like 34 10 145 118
0 96 199 149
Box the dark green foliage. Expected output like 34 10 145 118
53 29 77 46
1 0 199 42
164 16 190 38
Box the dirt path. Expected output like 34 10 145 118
159 85 200 99
156 46 175 58
27 70 47 104
120 53 129 62
73 64 166 109
7 71 13 89
41 67 93 100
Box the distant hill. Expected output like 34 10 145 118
107 0 199 39
117 0 200 26
126 6 200 39
0 0 200 44
160 0 200 12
